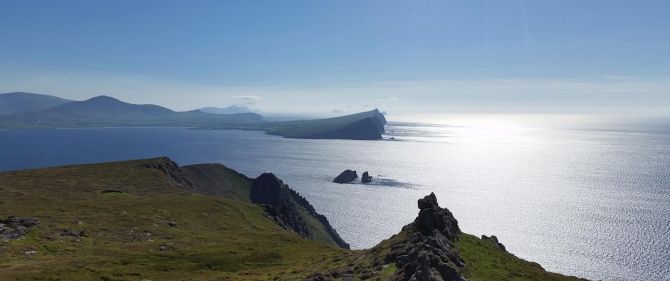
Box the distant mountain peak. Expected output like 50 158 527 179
86 95 123 102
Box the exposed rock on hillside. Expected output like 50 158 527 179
385 193 465 281
482 235 506 252
141 157 192 187
0 216 38 240
251 173 350 249
333 170 358 183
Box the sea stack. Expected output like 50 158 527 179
333 169 358 183
361 171 372 183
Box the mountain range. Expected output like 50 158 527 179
0 92 387 140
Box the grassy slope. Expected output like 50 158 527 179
0 158 587 280
180 163 253 202
0 159 347 281
456 234 586 281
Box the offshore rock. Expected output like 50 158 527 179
333 170 358 183
361 171 373 183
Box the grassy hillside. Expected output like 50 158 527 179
0 158 588 280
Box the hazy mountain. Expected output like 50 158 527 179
198 105 253 115
41 95 175 119
0 92 72 115
0 95 263 127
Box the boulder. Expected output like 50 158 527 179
0 216 38 240
361 171 372 183
332 170 358 184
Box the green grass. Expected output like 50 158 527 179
456 234 587 281
0 159 349 280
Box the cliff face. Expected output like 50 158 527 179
250 173 350 249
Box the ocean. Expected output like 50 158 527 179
0 121 668 281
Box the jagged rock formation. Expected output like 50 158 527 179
362 171 373 183
333 169 358 183
380 193 466 281
481 235 506 252
0 216 38 240
251 173 350 249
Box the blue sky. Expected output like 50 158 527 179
1 0 669 116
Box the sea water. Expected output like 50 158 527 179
0 123 668 281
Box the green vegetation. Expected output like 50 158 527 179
0 158 587 280
456 234 585 281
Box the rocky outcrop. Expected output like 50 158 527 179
251 173 350 249
141 157 192 186
382 193 466 281
482 235 506 251
0 216 38 240
362 171 373 183
303 193 466 280
333 170 358 183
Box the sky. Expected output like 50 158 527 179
1 0 669 117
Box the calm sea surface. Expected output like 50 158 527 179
0 123 669 281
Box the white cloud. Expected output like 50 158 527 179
231 95 263 105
